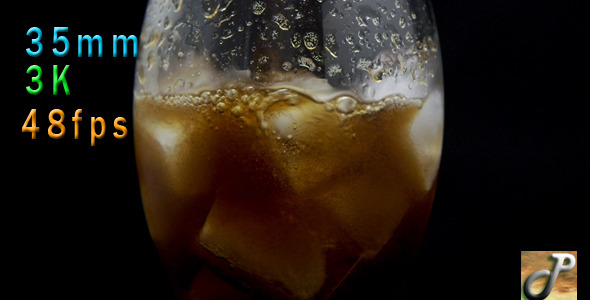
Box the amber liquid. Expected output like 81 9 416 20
134 86 438 299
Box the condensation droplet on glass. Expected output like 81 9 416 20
282 61 293 71
172 0 182 12
173 79 185 92
391 33 402 49
358 29 367 40
137 65 145 84
272 13 291 30
252 1 266 15
147 51 155 70
336 96 357 114
356 16 367 27
345 34 354 45
297 56 316 71
327 64 342 77
329 7 338 17
405 31 415 42
325 33 338 58
372 16 381 26
221 28 233 40
303 32 318 50
399 16 407 28
291 32 302 48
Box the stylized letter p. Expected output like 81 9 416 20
523 253 575 300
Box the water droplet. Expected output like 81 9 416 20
272 13 291 30
391 33 402 49
345 34 355 45
282 61 293 71
221 28 233 39
290 32 302 48
405 31 415 42
252 1 266 15
297 56 316 71
399 16 407 28
325 33 338 58
358 29 367 40
372 16 381 26
295 11 304 19
147 51 155 69
374 33 382 43
355 16 368 27
137 66 145 84
329 7 338 17
303 32 318 50
172 0 183 12
327 64 342 77
173 79 185 92
336 96 356 114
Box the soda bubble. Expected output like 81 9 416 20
231 105 243 117
216 102 226 113
336 96 357 114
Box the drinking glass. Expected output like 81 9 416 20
133 0 443 298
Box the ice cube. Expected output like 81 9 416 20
410 86 443 189
199 191 326 299
134 102 216 252
261 98 368 195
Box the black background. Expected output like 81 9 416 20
9 0 588 299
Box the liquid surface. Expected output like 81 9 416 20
134 85 441 299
